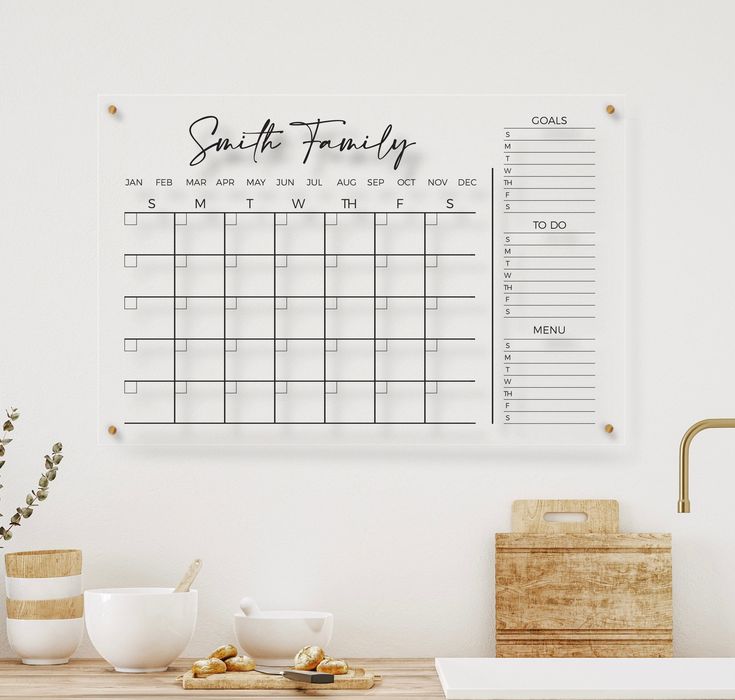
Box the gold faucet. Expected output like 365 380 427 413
678 419 735 512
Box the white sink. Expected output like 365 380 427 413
435 657 735 699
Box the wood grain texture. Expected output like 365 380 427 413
0 658 442 699
511 499 619 533
173 560 202 593
182 667 377 690
5 595 83 620
497 500 672 658
497 532 670 550
496 641 672 658
5 549 82 578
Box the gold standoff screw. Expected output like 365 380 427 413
107 425 118 436
604 423 614 434
606 104 615 115
107 104 118 115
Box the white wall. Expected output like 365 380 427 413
1 0 734 659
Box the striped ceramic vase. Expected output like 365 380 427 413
5 549 83 664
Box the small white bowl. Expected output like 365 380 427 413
6 618 84 665
85 587 197 672
234 610 333 665
6 574 82 600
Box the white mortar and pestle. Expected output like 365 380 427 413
234 597 333 665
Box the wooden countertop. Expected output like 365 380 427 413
0 658 443 699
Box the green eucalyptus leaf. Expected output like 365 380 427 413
10 412 19 421
37 491 48 501
3 531 12 541
44 456 53 469
47 470 56 481
38 476 48 488
0 446 5 457
10 514 21 525
21 508 32 518
25 494 33 506
52 454 63 465
1 438 12 445
52 443 62 453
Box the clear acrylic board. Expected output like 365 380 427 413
99 95 624 444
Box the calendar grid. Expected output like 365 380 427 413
422 212 427 423
322 213 327 423
373 212 377 424
172 215 177 423
272 213 277 423
222 214 227 422
121 210 477 426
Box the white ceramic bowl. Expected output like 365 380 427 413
6 574 82 600
234 610 333 665
85 587 197 672
6 618 84 665
5 574 83 665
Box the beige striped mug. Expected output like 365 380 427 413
5 549 83 664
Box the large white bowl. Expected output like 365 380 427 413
234 610 333 665
85 587 197 672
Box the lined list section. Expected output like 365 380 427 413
499 120 597 425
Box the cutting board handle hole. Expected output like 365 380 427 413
543 511 588 523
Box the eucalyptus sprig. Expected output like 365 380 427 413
0 407 19 465
0 407 63 545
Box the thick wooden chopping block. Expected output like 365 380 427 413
496 500 672 657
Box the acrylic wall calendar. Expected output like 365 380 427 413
98 95 624 444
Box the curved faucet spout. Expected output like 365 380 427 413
678 419 735 513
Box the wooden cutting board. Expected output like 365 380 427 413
496 499 672 658
182 667 379 690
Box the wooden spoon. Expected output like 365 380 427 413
174 559 202 592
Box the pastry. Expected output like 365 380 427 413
208 644 238 660
191 658 227 677
317 657 349 675
294 645 325 670
225 655 256 672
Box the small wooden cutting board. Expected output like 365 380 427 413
182 667 379 690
